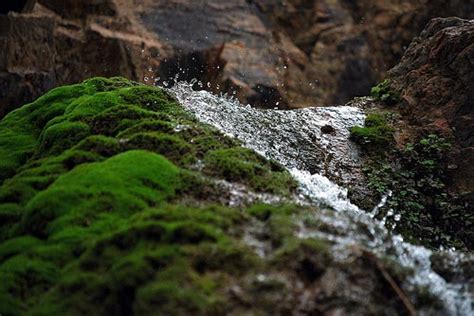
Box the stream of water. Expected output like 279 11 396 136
167 81 473 315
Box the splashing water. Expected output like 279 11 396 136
167 80 473 315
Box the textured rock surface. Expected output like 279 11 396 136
388 17 474 196
343 18 474 249
0 1 168 118
1 0 474 116
138 0 474 108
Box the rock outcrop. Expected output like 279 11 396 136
0 1 168 118
1 0 474 117
388 17 474 195
0 0 36 14
347 17 473 250
0 77 447 315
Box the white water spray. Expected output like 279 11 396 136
167 81 473 315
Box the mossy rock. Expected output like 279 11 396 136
352 111 471 249
204 147 297 195
0 77 428 315
370 79 400 105
0 77 309 315
350 113 394 147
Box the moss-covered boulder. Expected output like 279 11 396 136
0 77 440 315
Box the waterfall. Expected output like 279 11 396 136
167 81 473 315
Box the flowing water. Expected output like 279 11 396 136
167 81 473 315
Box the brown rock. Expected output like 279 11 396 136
388 17 474 194
0 1 167 117
1 0 474 116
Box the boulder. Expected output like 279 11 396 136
0 77 446 315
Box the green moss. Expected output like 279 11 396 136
0 236 42 261
204 147 297 195
74 135 121 157
0 82 105 183
273 237 329 262
371 79 400 105
125 132 194 166
22 150 180 238
116 119 175 138
357 129 471 249
38 121 91 155
0 255 58 314
88 104 164 136
0 123 37 183
24 203 260 315
0 77 326 315
350 113 394 147
83 76 138 91
272 237 330 283
247 203 301 247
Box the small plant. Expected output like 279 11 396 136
350 113 394 146
357 129 471 250
371 79 400 105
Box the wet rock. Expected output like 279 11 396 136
140 0 286 108
0 76 447 316
321 124 335 134
344 18 474 249
252 0 474 107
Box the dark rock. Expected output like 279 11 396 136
0 0 36 14
321 124 335 134
39 0 117 18
252 0 474 107
0 1 167 118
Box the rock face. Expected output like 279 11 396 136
130 0 474 108
388 17 474 196
344 18 473 250
1 0 474 117
0 0 36 14
0 1 167 118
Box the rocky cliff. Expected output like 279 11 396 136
1 0 473 117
